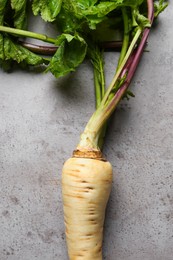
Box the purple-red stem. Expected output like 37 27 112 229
106 0 154 112
19 40 124 55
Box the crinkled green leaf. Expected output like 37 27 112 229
68 0 98 10
82 2 122 29
11 0 27 29
111 0 144 7
56 4 84 33
32 0 62 22
3 37 44 65
61 1 118 29
46 33 87 78
60 0 146 30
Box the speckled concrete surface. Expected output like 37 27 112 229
0 5 173 260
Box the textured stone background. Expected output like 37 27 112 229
0 4 172 260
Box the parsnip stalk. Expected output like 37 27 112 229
77 0 154 152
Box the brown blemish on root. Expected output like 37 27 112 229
81 186 94 193
78 164 85 167
76 195 84 199
88 218 97 224
102 179 112 184
68 172 80 177
64 193 84 199
81 180 88 183
97 246 102 252
77 254 84 257
70 169 80 172
89 218 96 222
86 233 93 237
86 186 94 190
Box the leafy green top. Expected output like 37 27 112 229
0 0 168 75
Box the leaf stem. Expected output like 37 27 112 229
92 49 106 149
94 67 102 107
19 40 125 56
96 7 130 149
77 0 154 151
77 26 141 150
101 27 142 106
117 7 129 69
19 41 58 55
0 25 56 44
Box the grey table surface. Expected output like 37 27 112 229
0 4 173 260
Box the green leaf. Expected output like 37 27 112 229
111 0 144 7
0 0 7 61
123 90 135 100
32 0 62 22
0 34 4 60
60 0 146 30
132 8 151 28
82 2 122 29
2 37 44 65
56 4 84 33
87 41 105 106
46 33 87 78
0 0 7 25
62 1 119 29
154 0 168 18
11 0 27 29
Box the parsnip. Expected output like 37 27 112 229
61 1 157 259
62 151 112 260
0 1 166 259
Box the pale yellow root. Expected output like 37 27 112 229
62 156 113 260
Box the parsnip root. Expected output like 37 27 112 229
62 152 113 260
